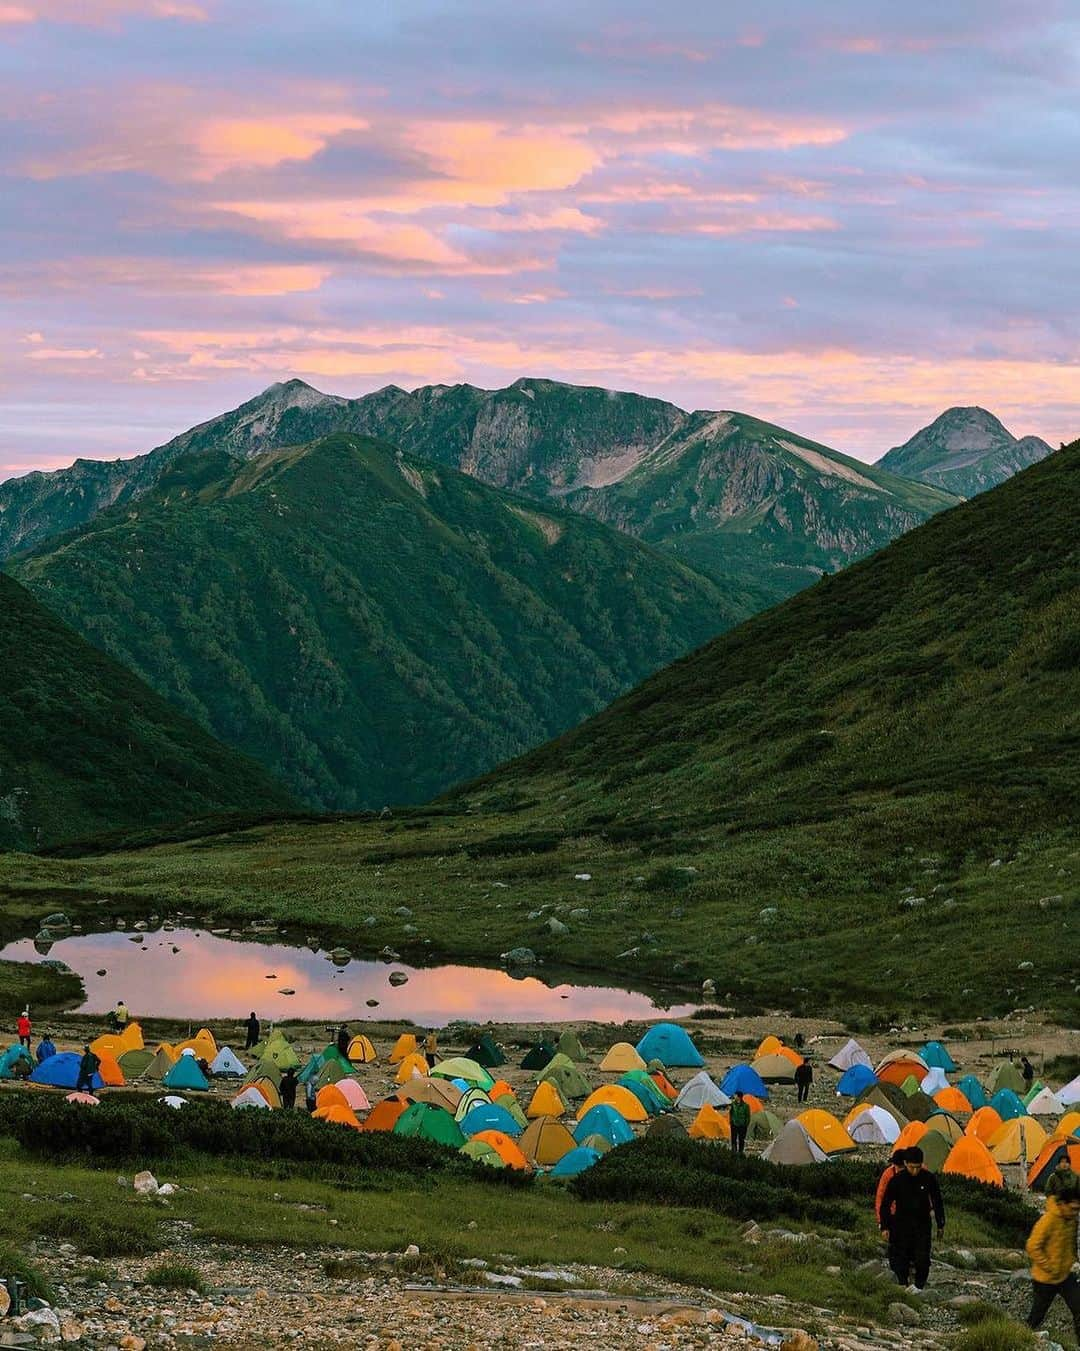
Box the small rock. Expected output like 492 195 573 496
546 918 569 937
394 907 413 918
573 873 591 881
888 1302 920 1326
501 947 538 967
132 1171 158 1196
119 1337 145 1351
403 1245 420 1259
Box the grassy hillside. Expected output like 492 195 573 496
10 434 737 810
2 443 1076 1021
0 573 294 850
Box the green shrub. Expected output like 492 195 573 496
952 1308 1037 1351
35 1205 160 1258
145 1263 206 1293
0 1244 53 1302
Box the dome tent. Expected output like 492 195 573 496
549 1146 601 1178
431 1058 495 1089
346 1035 377 1065
576 1085 648 1123
751 1054 798 1084
796 1110 856 1156
763 1120 828 1166
599 1043 647 1073
837 1064 877 1097
400 1077 458 1112
987 1116 1048 1164
519 1116 577 1167
720 1065 768 1098
1025 1087 1064 1116
460 1103 523 1139
573 1104 635 1147
539 1062 591 1101
688 1105 730 1140
210 1047 246 1077
465 1033 506 1069
647 1113 688 1139
829 1038 872 1072
29 1052 101 1091
957 1075 988 1110
393 1103 466 1148
966 1106 1004 1142
675 1072 729 1111
557 1030 586 1061
990 1089 1026 1121
635 1024 704 1069
921 1041 957 1071
163 1051 209 1091
849 1106 901 1145
989 1063 1026 1096
527 1080 568 1118
520 1039 557 1071
943 1136 1004 1188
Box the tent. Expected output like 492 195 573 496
987 1117 1048 1164
934 1087 972 1115
650 1071 679 1102
1059 1075 1080 1107
527 1080 568 1119
335 1079 371 1112
346 1035 377 1065
394 1103 466 1148
895 1120 929 1152
549 1146 601 1178
488 1080 514 1103
756 1035 784 1058
877 1049 929 1073
1025 1087 1065 1117
30 1052 101 1091
245 1060 282 1089
557 1030 586 1061
210 1047 246 1077
176 1028 218 1061
849 1106 901 1145
617 1071 669 1114
751 1054 798 1084
315 1083 351 1113
924 1113 964 1144
64 1092 100 1107
460 1140 506 1169
900 1074 922 1097
829 1038 872 1072
748 1110 783 1142
837 1064 877 1097
313 1103 362 1131
465 1033 506 1069
943 1136 1004 1188
876 1056 928 1088
577 1085 648 1123
796 1110 856 1156
163 1053 209 1092
1027 1137 1080 1190
599 1043 647 1073
431 1058 495 1089
389 1033 419 1064
579 1133 613 1155
118 1049 154 1079
573 1105 636 1147
0 1045 33 1080
990 1089 1026 1121
675 1072 729 1112
520 1116 577 1167
647 1113 688 1139
494 1094 528 1130
469 1130 531 1171
159 1095 187 1110
520 1040 557 1071
231 1086 271 1110
720 1065 767 1099
763 1120 828 1166
539 1062 591 1101
454 1088 493 1122
920 1068 950 1096
956 1075 988 1110
915 1130 949 1172
903 1091 939 1124
94 1054 124 1088
1059 1111 1080 1139
260 1039 300 1072
966 1106 1004 1143
246 1076 280 1108
360 1096 408 1132
688 1105 730 1141
143 1046 178 1081
394 1053 430 1084
460 1104 523 1139
921 1041 957 1071
989 1063 1026 1096
855 1085 908 1128
635 1024 704 1069
399 1077 458 1112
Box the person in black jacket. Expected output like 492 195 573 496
880 1147 946 1290
794 1059 813 1103
279 1068 299 1110
336 1024 350 1058
244 1012 260 1051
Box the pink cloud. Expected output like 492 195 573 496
1 0 207 23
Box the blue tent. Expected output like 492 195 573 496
837 1064 877 1096
163 1054 209 1091
29 1051 101 1091
459 1104 523 1138
0 1045 33 1080
989 1088 1025 1121
549 1146 601 1178
617 1077 664 1115
720 1064 768 1098
957 1075 988 1110
635 1023 704 1069
574 1105 635 1147
921 1041 957 1071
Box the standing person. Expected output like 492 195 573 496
16 1009 31 1050
35 1034 56 1064
335 1024 349 1058
424 1031 439 1064
793 1032 805 1052
794 1058 813 1104
1021 1056 1035 1089
244 1012 260 1051
114 1000 129 1031
279 1068 299 1109
729 1091 750 1154
1024 1178 1079 1340
75 1044 100 1094
880 1148 945 1290
875 1151 907 1229
304 1078 317 1114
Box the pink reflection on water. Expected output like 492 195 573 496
0 929 696 1026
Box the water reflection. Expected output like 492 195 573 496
0 929 696 1026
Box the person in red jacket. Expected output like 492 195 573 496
16 1010 31 1050
876 1150 906 1227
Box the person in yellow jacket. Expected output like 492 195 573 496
1025 1181 1080 1339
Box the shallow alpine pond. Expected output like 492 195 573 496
0 927 698 1026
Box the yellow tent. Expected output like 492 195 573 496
90 1022 145 1059
519 1116 577 1166
389 1033 418 1065
842 1103 873 1131
755 1035 784 1058
1058 1111 1080 1139
987 1116 1048 1164
576 1085 648 1123
394 1052 429 1084
796 1109 856 1155
526 1080 567 1119
347 1035 377 1064
176 1028 218 1061
598 1042 646 1073
251 1076 281 1109
688 1105 730 1140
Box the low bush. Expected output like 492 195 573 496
35 1204 160 1258
144 1263 206 1293
0 1244 53 1302
952 1307 1037 1351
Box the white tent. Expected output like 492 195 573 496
849 1105 901 1145
230 1086 271 1110
675 1071 730 1111
210 1047 246 1077
1058 1075 1080 1107
763 1120 829 1166
1025 1087 1065 1116
921 1067 950 1095
828 1038 871 1072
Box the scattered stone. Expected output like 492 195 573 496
329 948 351 964
133 1171 158 1196
888 1302 920 1326
1018 961 1034 971
501 947 537 967
546 918 569 937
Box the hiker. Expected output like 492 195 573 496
794 1058 813 1103
1024 1176 1079 1340
244 1012 260 1050
729 1091 750 1154
115 999 129 1029
336 1024 349 1058
875 1150 907 1229
424 1031 439 1064
793 1032 805 1051
304 1079 317 1113
280 1068 299 1110
1021 1056 1035 1089
75 1044 100 1094
16 1009 31 1050
35 1034 56 1063
880 1147 945 1291
197 1056 212 1081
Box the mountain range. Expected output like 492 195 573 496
878 406 1053 498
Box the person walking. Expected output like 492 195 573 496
880 1147 945 1290
1024 1176 1079 1340
16 1010 31 1050
875 1150 906 1228
279 1067 299 1110
75 1044 100 1094
1021 1056 1035 1090
244 1012 260 1051
729 1091 750 1154
794 1058 813 1104
335 1024 349 1058
35 1034 56 1063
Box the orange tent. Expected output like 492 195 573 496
388 1034 418 1065
965 1106 1004 1143
360 1096 408 1132
688 1105 730 1141
878 1061 926 1088
394 1052 429 1084
1059 1111 1080 1139
95 1053 125 1087
943 1136 1004 1188
527 1080 567 1119
649 1071 679 1101
576 1085 648 1123
312 1103 362 1131
934 1087 972 1115
777 1046 805 1067
488 1080 515 1102
470 1130 532 1171
315 1083 349 1112
755 1035 783 1058
1027 1136 1080 1189
894 1121 928 1152
842 1103 872 1131
744 1094 766 1114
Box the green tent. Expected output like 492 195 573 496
620 1070 669 1111
143 1046 177 1081
919 1130 950 1172
461 1139 507 1168
252 1035 301 1071
520 1040 557 1071
578 1133 613 1154
535 1052 573 1080
314 1058 346 1090
431 1058 495 1089
454 1087 493 1122
1023 1080 1046 1106
393 1102 465 1148
748 1110 783 1141
494 1093 528 1129
466 1033 506 1069
558 1030 586 1061
903 1090 938 1123
647 1113 688 1138
990 1063 1026 1096
900 1074 922 1097
244 1059 283 1088
118 1049 154 1078
540 1062 591 1100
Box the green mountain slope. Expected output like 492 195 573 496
0 572 294 850
10 434 736 810
878 406 1053 498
